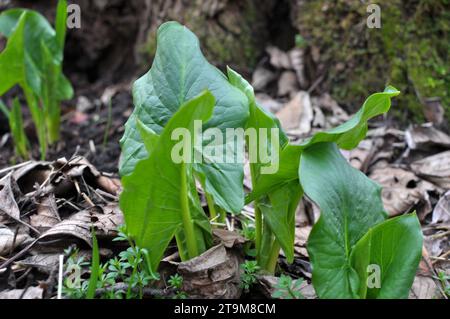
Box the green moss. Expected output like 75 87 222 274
296 0 450 123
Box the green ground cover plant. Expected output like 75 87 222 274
119 21 423 298
0 0 73 159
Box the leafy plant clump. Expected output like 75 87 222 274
64 227 160 300
119 21 423 298
271 275 305 299
0 0 73 159
240 261 260 293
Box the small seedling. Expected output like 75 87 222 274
119 21 423 299
0 98 29 158
0 0 73 159
63 227 159 299
271 275 304 299
434 271 450 297
168 274 187 299
240 261 260 292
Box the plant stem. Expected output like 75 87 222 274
102 98 113 149
218 207 227 224
249 163 262 261
23 86 47 160
265 240 281 274
179 162 199 259
205 192 217 222
175 232 188 262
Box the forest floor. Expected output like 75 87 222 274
0 45 449 299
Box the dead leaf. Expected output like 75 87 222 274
177 244 243 299
0 225 32 255
17 254 60 275
288 48 307 89
433 191 450 223
0 174 21 223
252 67 276 91
213 229 246 248
38 204 123 247
31 194 61 232
411 151 450 188
277 71 299 98
96 176 121 196
276 91 313 135
266 46 291 69
294 226 312 258
311 93 349 128
370 167 435 218
255 93 283 113
409 275 441 299
0 286 43 299
405 124 450 151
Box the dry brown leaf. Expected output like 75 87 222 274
405 124 450 151
288 48 307 89
251 67 276 91
276 91 313 135
0 286 43 299
433 191 450 223
177 244 243 299
409 275 441 299
411 151 450 188
212 229 246 248
39 204 123 246
266 46 291 69
0 225 32 255
0 174 21 223
17 254 60 275
31 194 61 232
311 93 349 128
370 167 435 218
277 71 299 98
255 93 283 113
96 176 121 196
12 162 52 195
294 226 312 258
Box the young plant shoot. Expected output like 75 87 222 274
120 21 423 298
0 0 73 159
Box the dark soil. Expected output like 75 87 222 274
0 89 132 175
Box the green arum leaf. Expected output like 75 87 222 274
247 86 400 203
86 230 100 299
0 2 73 150
120 91 215 272
227 67 300 268
300 142 387 299
0 11 28 95
0 9 60 95
258 181 302 263
351 214 422 299
301 143 423 299
120 21 249 214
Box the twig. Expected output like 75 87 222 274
0 161 32 177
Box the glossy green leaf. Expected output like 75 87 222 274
0 12 27 95
300 142 387 298
247 87 400 203
351 214 422 299
299 86 400 150
86 230 100 299
120 91 215 272
258 181 302 263
120 21 249 214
